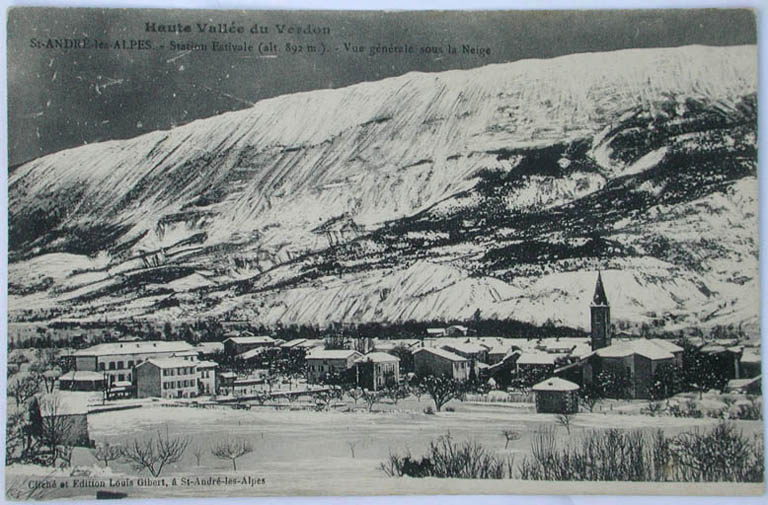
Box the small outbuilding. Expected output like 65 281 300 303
532 377 580 414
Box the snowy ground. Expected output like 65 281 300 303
7 399 763 499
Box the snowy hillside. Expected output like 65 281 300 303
8 45 759 335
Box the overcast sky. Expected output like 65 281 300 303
6 8 756 166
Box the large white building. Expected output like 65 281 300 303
71 340 198 385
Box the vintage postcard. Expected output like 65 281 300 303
5 7 762 500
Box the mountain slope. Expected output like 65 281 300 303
8 45 758 335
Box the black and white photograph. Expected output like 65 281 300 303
4 7 763 500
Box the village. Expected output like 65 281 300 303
5 274 764 497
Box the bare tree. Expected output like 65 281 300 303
31 395 76 467
421 375 461 412
8 373 41 409
192 443 204 466
347 387 363 405
362 389 382 412
91 442 122 467
555 413 574 435
384 384 409 405
211 437 254 471
501 429 521 449
121 427 190 477
347 440 360 458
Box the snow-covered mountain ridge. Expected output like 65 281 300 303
8 45 759 335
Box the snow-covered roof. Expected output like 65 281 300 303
414 347 468 362
532 377 580 392
138 358 197 369
727 376 761 391
596 339 681 361
237 348 266 360
36 393 91 416
517 353 557 366
196 360 218 368
441 342 487 355
224 336 275 345
280 338 307 348
306 349 362 360
59 371 104 381
196 342 224 353
741 348 761 364
73 340 195 357
358 352 400 363
426 328 446 335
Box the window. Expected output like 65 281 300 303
128 360 134 368
118 374 125 381
98 363 105 371
163 369 167 377
127 373 131 381
108 362 116 370
117 361 124 370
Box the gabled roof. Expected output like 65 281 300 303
596 339 682 361
741 348 761 364
36 393 92 416
59 371 105 381
138 358 197 369
196 342 224 353
280 338 308 349
357 352 400 363
306 349 362 360
532 377 580 392
517 353 557 366
195 360 218 368
441 342 487 355
591 272 609 306
73 340 195 357
224 336 275 345
237 348 266 360
413 347 468 362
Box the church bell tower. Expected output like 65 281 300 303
590 272 611 350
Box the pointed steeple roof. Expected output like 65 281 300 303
592 272 609 306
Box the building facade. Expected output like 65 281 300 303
72 341 197 386
135 358 198 399
413 347 470 380
306 350 363 383
355 352 400 390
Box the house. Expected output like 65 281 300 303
71 340 197 386
445 325 470 337
218 371 238 395
196 360 218 395
223 335 275 355
583 339 683 399
57 371 106 392
441 342 489 364
426 328 447 338
135 358 198 399
33 393 91 447
306 349 363 384
726 375 761 395
740 347 761 378
195 342 224 358
516 353 558 385
413 347 470 381
532 377 580 414
355 352 400 391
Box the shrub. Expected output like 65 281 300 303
671 422 764 482
380 433 514 479
518 422 763 482
423 406 435 415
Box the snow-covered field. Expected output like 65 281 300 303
8 400 762 499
